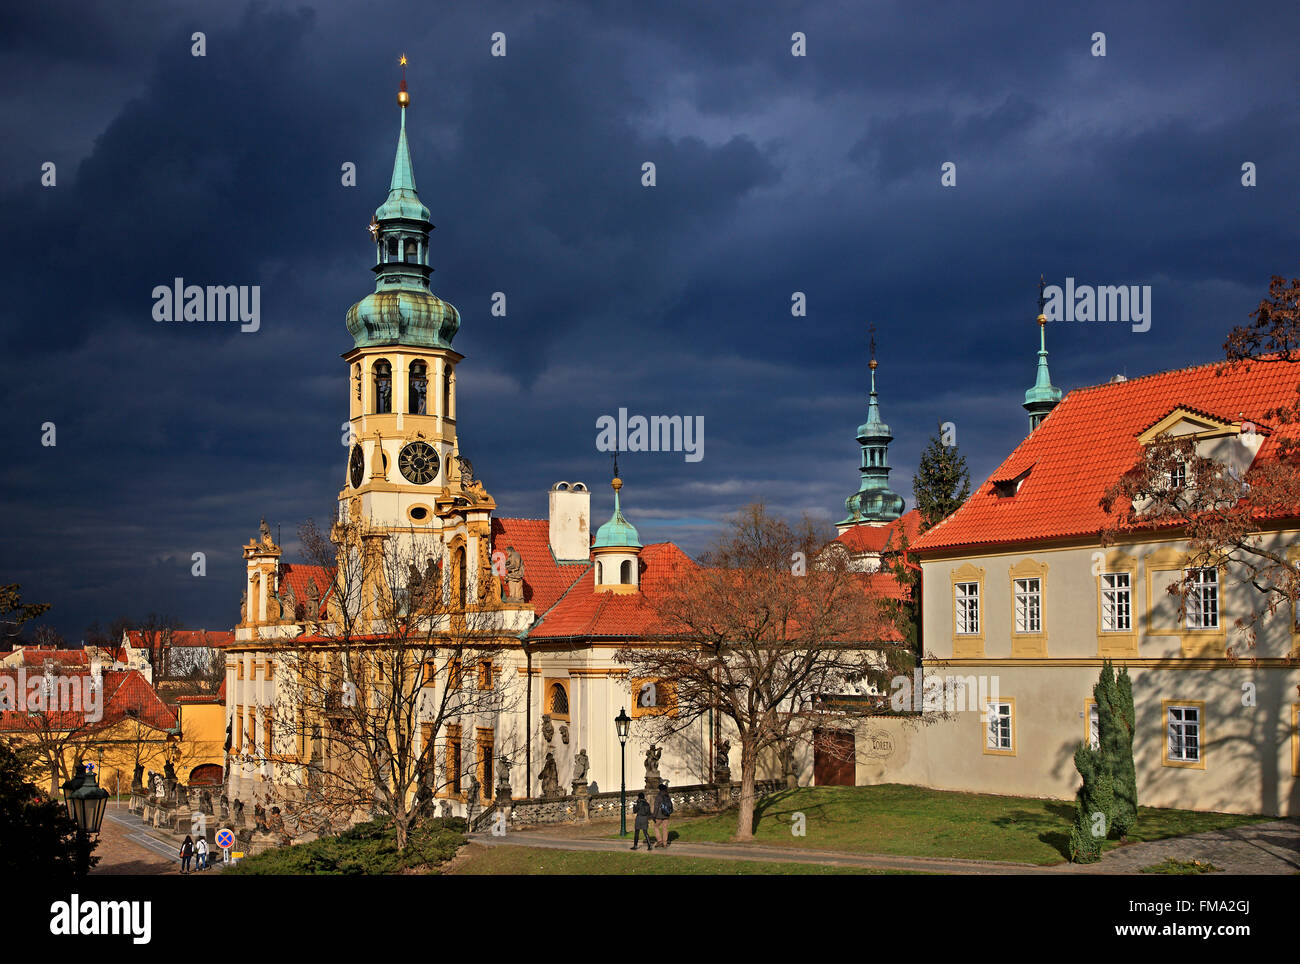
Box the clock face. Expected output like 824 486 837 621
399 441 440 484
349 445 364 488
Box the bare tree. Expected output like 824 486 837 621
255 515 523 850
617 504 909 841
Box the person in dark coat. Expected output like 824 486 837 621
630 792 653 850
653 782 674 848
179 835 194 874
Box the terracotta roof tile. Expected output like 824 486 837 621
913 357 1300 553
832 510 922 553
491 518 589 613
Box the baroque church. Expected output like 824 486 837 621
223 70 925 823
225 72 716 819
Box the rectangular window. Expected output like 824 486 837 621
1100 572 1132 631
1186 568 1219 629
1169 461 1187 489
263 709 273 756
1167 705 1201 762
955 582 980 635
1088 703 1100 751
477 659 493 691
986 701 1013 752
446 724 463 795
447 658 463 690
1014 577 1042 633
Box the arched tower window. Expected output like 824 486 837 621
409 361 428 415
373 360 392 414
595 561 603 584
386 238 398 262
404 239 418 264
620 560 632 584
443 368 452 416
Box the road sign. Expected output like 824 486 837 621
215 828 235 850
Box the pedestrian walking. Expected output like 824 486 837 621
194 834 208 871
630 792 653 850
179 835 194 874
653 781 674 848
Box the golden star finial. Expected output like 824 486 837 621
399 54 408 66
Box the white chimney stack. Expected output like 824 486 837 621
548 482 591 562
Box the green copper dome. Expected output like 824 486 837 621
593 478 642 549
1023 302 1062 432
346 96 459 351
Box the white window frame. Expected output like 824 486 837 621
1088 703 1100 751
1185 567 1219 630
986 701 1013 751
1014 577 1042 633
1167 704 1201 762
955 582 980 635
1100 571 1132 632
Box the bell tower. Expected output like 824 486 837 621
340 59 494 535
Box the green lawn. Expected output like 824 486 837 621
447 843 908 875
666 785 1268 866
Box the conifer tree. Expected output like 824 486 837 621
1098 664 1138 838
1068 742 1113 863
912 425 972 532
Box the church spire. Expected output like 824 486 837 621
1023 276 1062 433
838 325 905 530
345 57 460 353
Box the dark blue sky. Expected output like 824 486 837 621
2 0 1298 641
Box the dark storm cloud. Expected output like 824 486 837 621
1 0 1299 640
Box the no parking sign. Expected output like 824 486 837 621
215 828 235 850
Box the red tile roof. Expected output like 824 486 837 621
0 669 176 732
491 518 589 612
832 510 922 554
9 649 89 667
125 629 234 649
912 356 1300 553
528 543 696 639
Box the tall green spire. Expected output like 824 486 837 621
593 476 642 549
1023 277 1062 433
839 327 905 528
344 58 459 351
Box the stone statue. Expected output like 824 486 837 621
259 518 272 545
541 714 554 744
268 806 284 833
716 739 731 770
573 749 589 784
199 789 214 815
232 797 245 828
163 760 176 782
504 546 525 602
132 763 144 791
239 589 247 623
466 772 480 804
440 800 453 819
456 454 474 485
253 802 267 831
538 752 561 799
306 580 320 616
497 753 512 786
560 723 569 745
644 744 662 790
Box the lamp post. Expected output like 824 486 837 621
61 762 109 876
615 707 631 836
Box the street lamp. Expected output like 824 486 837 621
61 762 109 876
615 707 631 837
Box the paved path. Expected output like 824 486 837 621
94 809 179 875
1072 819 1300 875
468 818 1300 875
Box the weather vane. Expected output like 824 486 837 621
869 322 876 361
611 445 620 479
1037 273 1047 315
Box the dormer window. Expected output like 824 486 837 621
992 468 1031 498
1168 460 1187 489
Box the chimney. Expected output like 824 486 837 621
548 482 591 562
